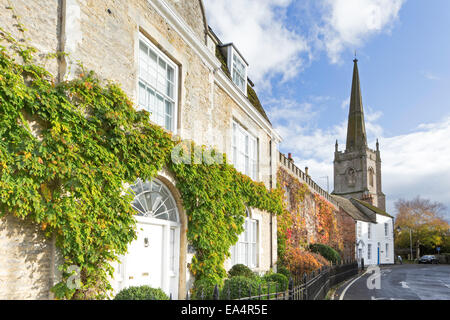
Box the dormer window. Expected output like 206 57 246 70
219 44 248 95
232 51 247 93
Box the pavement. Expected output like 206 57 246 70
332 264 450 300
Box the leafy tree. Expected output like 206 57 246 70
394 197 450 258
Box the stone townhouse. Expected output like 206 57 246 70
0 0 281 299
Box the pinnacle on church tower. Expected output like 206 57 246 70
346 58 367 151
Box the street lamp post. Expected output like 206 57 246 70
397 226 413 261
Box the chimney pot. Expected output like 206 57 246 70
305 167 309 176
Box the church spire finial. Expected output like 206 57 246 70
345 58 367 151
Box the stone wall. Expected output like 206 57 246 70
0 0 60 76
278 159 355 258
0 215 55 300
165 0 207 43
336 208 356 261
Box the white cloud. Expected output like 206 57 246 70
205 0 309 86
205 0 406 85
319 0 405 63
381 117 450 214
422 71 440 81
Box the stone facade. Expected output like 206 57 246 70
0 215 57 299
0 0 280 299
334 144 386 211
335 207 356 261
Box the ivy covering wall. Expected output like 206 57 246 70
277 167 344 274
0 23 282 299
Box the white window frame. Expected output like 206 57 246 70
384 222 389 237
368 223 372 240
232 120 258 180
385 243 389 258
367 244 372 260
138 33 178 133
231 209 259 269
357 222 362 238
227 46 248 95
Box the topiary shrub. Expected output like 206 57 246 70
277 266 291 280
263 273 289 291
227 264 255 278
191 278 220 300
221 276 262 299
114 286 169 300
309 243 342 264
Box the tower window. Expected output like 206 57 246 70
369 168 374 187
346 167 356 186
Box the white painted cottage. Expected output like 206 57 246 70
332 196 395 265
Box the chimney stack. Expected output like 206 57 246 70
305 167 309 177
288 153 293 162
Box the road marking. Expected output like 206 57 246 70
400 281 409 289
339 271 368 300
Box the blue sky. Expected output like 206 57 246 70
205 0 450 218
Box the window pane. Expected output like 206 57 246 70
165 101 173 131
139 41 148 58
167 66 174 82
170 229 175 271
139 82 146 109
167 82 174 99
147 88 155 118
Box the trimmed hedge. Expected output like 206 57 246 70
309 243 341 264
114 286 169 300
263 273 289 291
222 276 262 299
227 264 256 278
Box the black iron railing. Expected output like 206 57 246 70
190 260 359 300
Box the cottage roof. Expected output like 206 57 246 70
331 195 375 223
351 198 394 219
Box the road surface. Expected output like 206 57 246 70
334 264 450 300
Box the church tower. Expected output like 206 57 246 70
333 59 386 211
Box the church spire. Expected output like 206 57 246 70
346 58 367 151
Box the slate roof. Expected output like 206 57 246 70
351 198 394 219
331 195 375 223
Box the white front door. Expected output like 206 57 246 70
113 178 180 299
126 222 164 289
